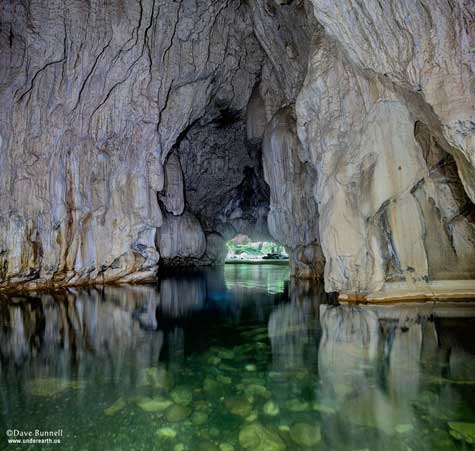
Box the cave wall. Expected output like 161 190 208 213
0 0 270 287
296 1 475 297
1 0 475 297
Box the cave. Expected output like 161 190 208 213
1 1 475 449
2 0 474 300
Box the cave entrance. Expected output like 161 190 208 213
225 234 288 264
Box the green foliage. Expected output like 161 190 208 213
226 238 287 260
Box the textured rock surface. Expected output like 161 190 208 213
297 8 475 296
2 0 475 297
263 106 323 278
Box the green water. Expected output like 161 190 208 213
1 264 475 450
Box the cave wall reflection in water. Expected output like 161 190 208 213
0 264 475 450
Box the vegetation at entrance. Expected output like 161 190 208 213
226 235 287 261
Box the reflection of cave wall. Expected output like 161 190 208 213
318 303 475 448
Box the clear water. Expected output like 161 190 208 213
1 264 475 451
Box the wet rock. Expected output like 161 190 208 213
104 398 127 416
219 364 238 373
217 375 232 385
196 440 220 451
139 367 174 390
203 378 221 394
244 384 269 399
194 400 210 411
289 422 321 448
245 411 259 423
157 427 177 440
191 411 209 426
285 399 311 412
239 423 286 451
208 356 221 366
171 386 193 406
263 401 280 416
224 398 253 417
136 397 173 413
312 402 336 415
217 350 235 360
165 405 192 423
448 422 475 444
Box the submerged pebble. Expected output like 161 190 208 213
157 427 177 439
196 440 219 451
208 356 221 365
191 411 208 425
136 397 173 412
139 367 174 390
289 422 321 447
104 397 127 416
224 397 253 417
263 400 280 416
204 377 221 394
217 350 235 360
171 386 193 406
395 423 414 434
244 384 269 399
217 375 232 385
239 423 286 451
166 404 192 423
312 402 336 414
285 399 310 412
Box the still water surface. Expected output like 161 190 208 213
1 264 475 450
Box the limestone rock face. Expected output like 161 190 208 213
157 212 206 265
263 106 323 278
0 0 275 288
159 152 185 217
297 23 475 296
2 0 475 297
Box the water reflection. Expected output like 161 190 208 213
0 266 474 451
